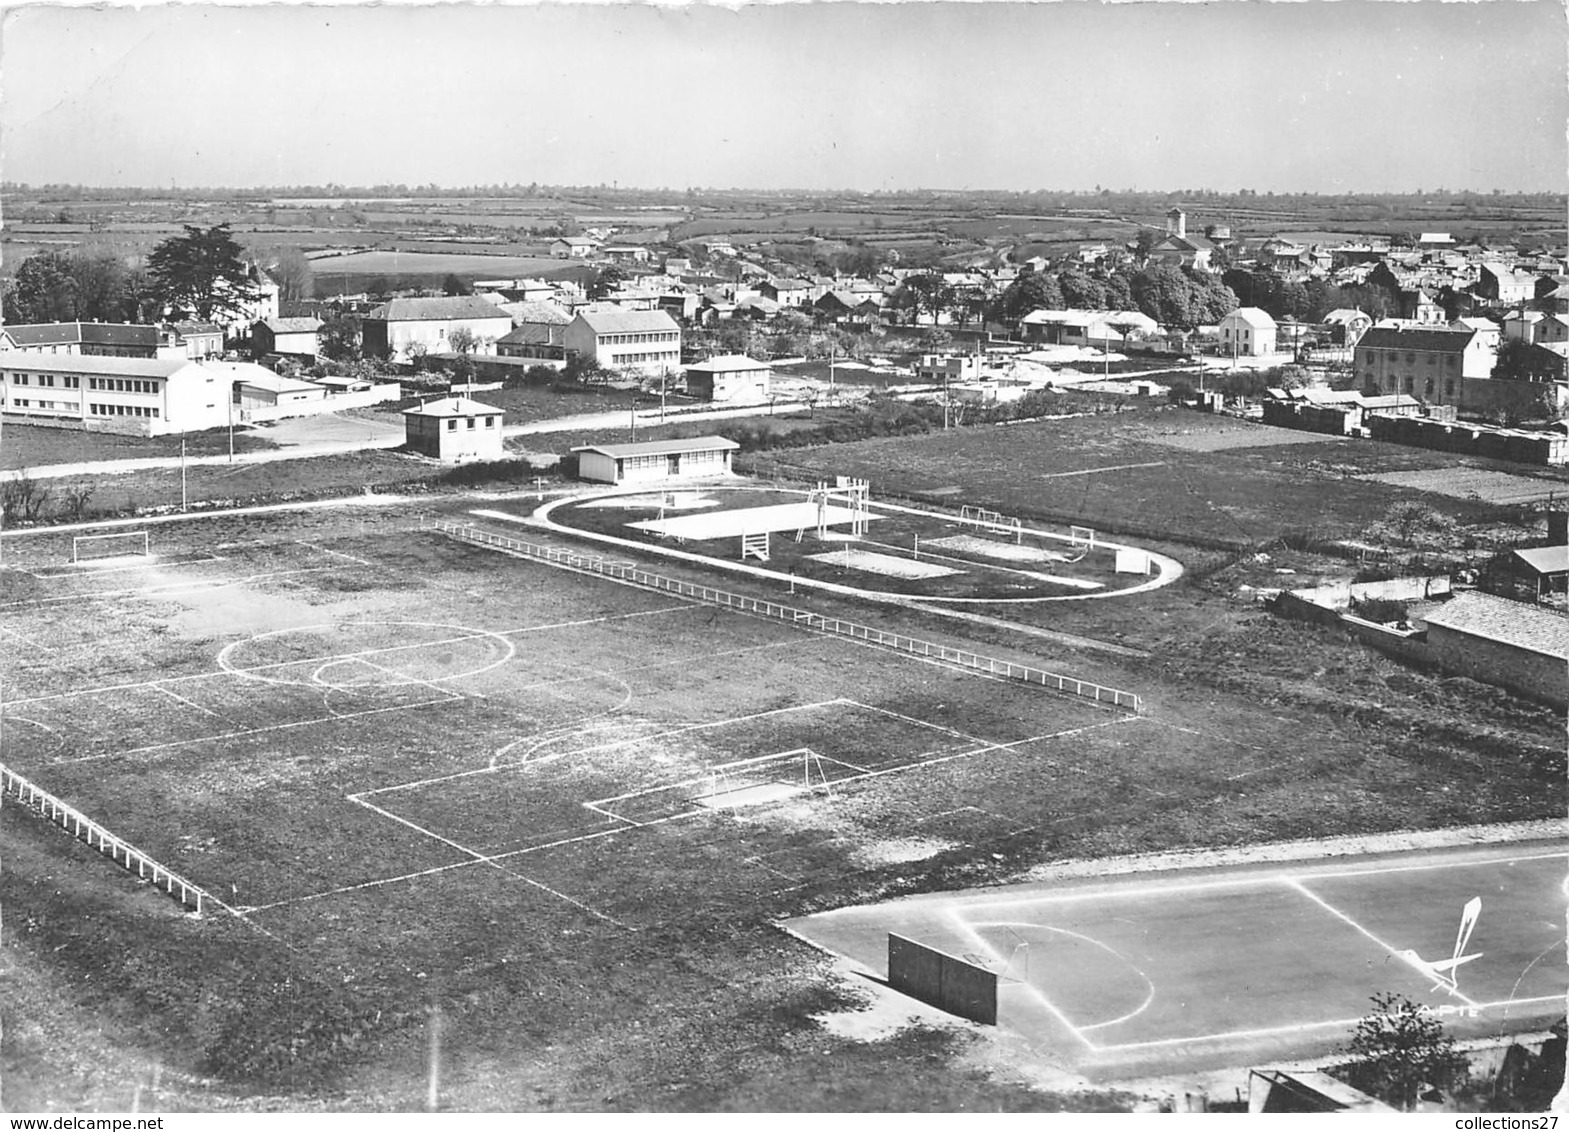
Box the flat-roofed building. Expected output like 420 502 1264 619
572 436 739 485
402 396 504 462
1420 591 1569 708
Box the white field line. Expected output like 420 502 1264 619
1 604 695 711
294 539 375 567
1037 461 1167 479
362 696 849 798
1292 851 1568 881
947 909 1097 1049
251 716 1129 914
56 697 459 763
345 654 466 702
1282 878 1482 1010
151 683 226 719
843 699 994 745
0 566 341 609
347 793 631 929
0 621 54 652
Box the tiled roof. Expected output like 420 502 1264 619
261 317 323 333
170 320 224 336
367 297 513 322
1 321 158 348
1421 591 1569 658
1357 326 1476 353
573 308 680 335
1224 307 1276 329
685 354 771 373
402 396 503 418
572 436 740 459
1323 309 1369 324
504 300 572 325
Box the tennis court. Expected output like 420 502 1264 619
785 842 1567 1080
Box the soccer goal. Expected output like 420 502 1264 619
1069 525 1096 549
71 530 150 564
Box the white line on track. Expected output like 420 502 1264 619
1292 851 1568 880
1282 877 1482 1009
947 909 1098 1049
0 621 54 652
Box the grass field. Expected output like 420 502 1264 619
308 251 566 276
746 406 1551 551
1 496 1560 1110
0 422 280 471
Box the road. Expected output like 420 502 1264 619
5 399 812 481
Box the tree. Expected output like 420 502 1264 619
442 273 470 297
270 247 313 302
448 326 480 355
1058 268 1107 310
893 274 953 326
147 223 258 322
588 266 627 300
1494 338 1563 383
1337 992 1470 1110
993 269 1064 322
68 251 129 322
6 252 77 323
318 313 362 362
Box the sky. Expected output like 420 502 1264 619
2 1 1565 194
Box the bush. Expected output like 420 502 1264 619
1354 596 1409 624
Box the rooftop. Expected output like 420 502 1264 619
1357 326 1478 353
573 308 680 335
367 297 513 322
0 353 192 377
571 436 740 459
1421 591 1569 658
0 321 159 348
685 354 772 373
402 396 504 418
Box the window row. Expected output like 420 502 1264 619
89 378 159 393
609 351 679 366
8 373 84 388
443 416 497 431
89 403 160 418
602 332 677 345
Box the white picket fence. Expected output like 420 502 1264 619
429 521 1143 713
1 762 209 913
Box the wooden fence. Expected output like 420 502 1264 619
429 520 1142 713
1 762 208 913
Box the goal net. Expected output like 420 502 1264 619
72 530 150 564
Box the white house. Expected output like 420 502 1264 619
1219 307 1278 357
563 308 681 376
1019 309 1159 347
572 436 739 485
361 297 513 362
402 396 504 462
684 355 771 403
551 238 601 259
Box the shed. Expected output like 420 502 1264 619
402 396 504 462
1510 544 1569 602
571 436 740 485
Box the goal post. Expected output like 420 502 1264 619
71 530 150 563
1069 525 1096 549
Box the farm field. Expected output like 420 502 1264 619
2 501 1560 1110
307 250 567 277
0 421 280 471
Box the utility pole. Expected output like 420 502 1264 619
180 435 188 512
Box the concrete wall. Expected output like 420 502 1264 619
1426 623 1568 709
887 933 998 1025
237 383 401 424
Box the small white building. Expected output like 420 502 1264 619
684 355 771 403
402 396 505 462
1219 307 1278 357
572 436 739 485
